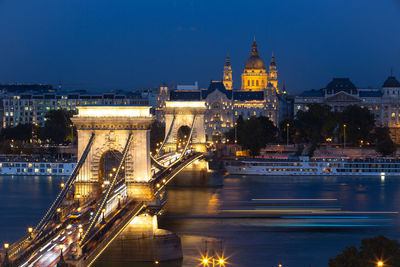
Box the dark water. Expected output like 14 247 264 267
2 175 400 266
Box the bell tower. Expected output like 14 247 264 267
223 56 233 90
268 53 279 92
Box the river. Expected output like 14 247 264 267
1 174 400 266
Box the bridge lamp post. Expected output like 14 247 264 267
101 209 106 224
343 124 347 149
3 243 9 264
117 195 121 209
78 227 83 240
201 256 226 266
377 261 384 266
28 227 33 239
59 244 65 263
60 182 65 189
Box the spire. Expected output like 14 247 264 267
225 55 230 66
270 52 276 67
251 40 259 57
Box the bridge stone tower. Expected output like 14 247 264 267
163 101 207 153
71 106 154 200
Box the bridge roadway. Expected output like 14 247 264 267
9 151 204 267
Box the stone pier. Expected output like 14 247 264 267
93 214 182 265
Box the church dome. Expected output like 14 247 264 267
244 41 265 70
383 76 400 88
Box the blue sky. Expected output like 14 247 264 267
0 0 399 93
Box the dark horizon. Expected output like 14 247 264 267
0 0 399 93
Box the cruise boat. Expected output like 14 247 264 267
0 156 75 176
224 157 400 176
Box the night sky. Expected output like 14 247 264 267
0 0 399 93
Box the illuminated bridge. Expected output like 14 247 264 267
0 102 208 267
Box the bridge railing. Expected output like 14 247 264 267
82 201 146 267
152 152 204 195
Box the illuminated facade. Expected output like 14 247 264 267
157 40 288 140
240 41 278 93
223 56 233 90
1 88 148 128
294 76 400 143
169 81 282 140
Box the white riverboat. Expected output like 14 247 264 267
224 156 400 176
0 157 76 176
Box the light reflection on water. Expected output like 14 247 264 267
159 175 400 266
1 175 400 266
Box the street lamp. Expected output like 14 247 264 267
286 123 290 146
377 261 384 267
76 193 81 207
201 256 226 266
234 122 237 144
70 124 74 145
343 124 347 149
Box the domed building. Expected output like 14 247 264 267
241 41 269 91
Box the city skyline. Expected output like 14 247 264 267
0 0 399 92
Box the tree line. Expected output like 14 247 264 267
0 109 75 154
226 104 396 156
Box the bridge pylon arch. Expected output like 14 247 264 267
163 101 207 153
71 106 154 200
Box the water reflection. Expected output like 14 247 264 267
1 175 400 266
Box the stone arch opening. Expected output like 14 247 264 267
176 125 191 152
98 149 125 184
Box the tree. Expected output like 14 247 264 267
374 127 397 156
39 109 74 144
295 103 334 144
0 124 33 142
340 105 375 146
236 116 277 156
329 236 400 267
